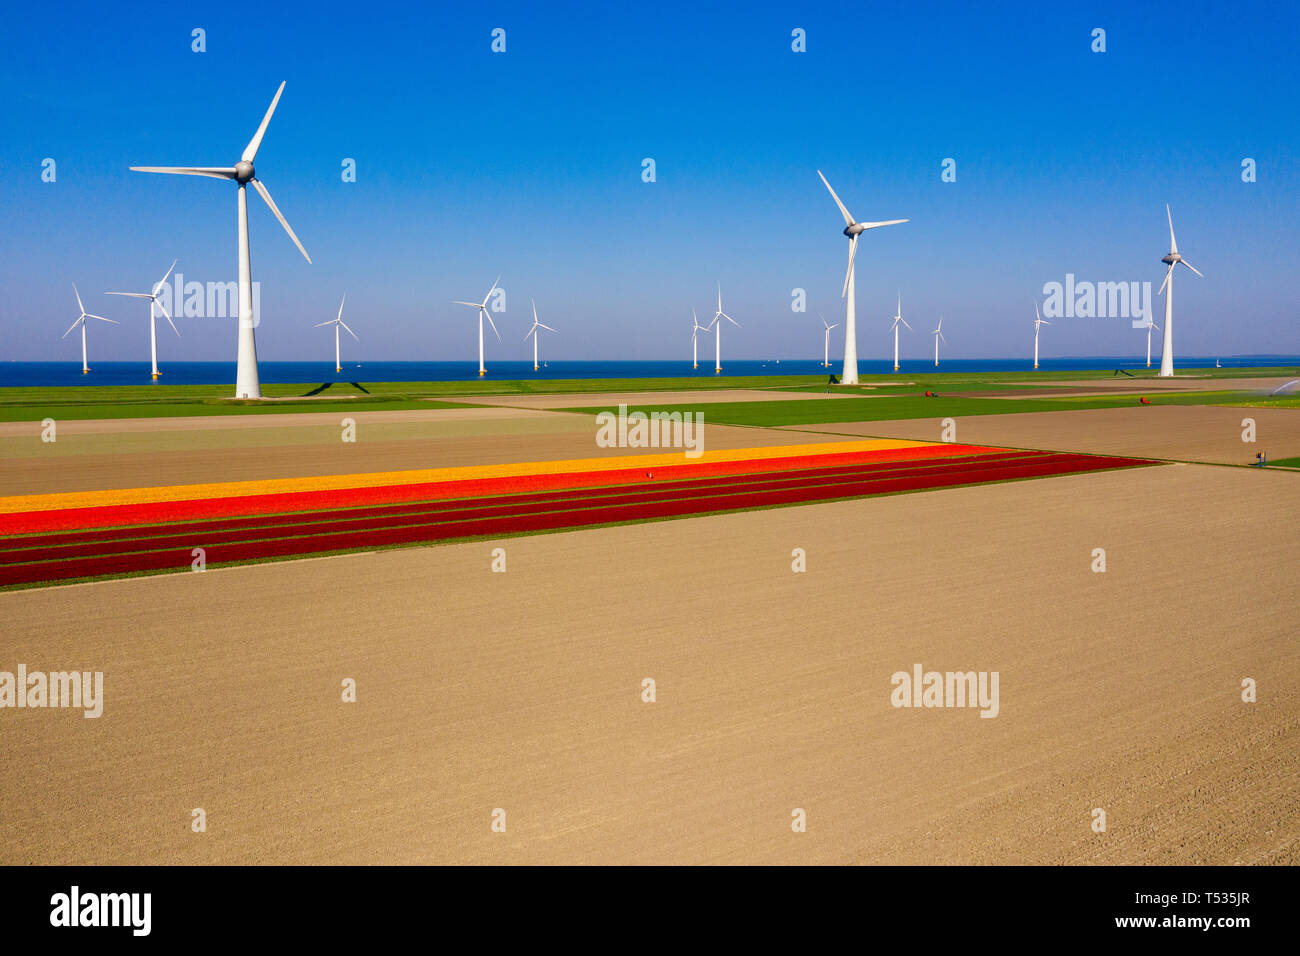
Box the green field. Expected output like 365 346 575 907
0 366 1294 421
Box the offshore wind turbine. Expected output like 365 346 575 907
691 309 708 369
104 259 179 380
452 276 502 376
819 313 838 368
1033 302 1050 370
63 284 118 374
708 283 740 374
1157 205 1203 377
130 81 311 400
1144 318 1162 368
817 170 908 385
932 316 946 367
523 299 556 371
314 295 357 373
888 293 911 372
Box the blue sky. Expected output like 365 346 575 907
2 0 1297 366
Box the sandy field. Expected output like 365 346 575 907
2 462 1294 865
0 406 840 495
789 405 1300 465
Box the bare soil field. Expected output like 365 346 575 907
454 388 850 409
791 405 1300 464
2 463 1294 865
0 407 839 495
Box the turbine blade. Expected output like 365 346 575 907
1180 260 1203 278
86 314 118 323
1039 319 1050 326
1158 264 1174 295
531 298 538 324
243 81 286 163
451 301 481 308
538 323 556 333
484 308 501 341
337 294 346 321
154 297 179 336
1035 300 1041 321
250 178 311 263
340 321 358 341
155 258 178 293
816 170 855 227
130 166 237 180
482 275 501 309
939 332 947 343
61 316 83 338
842 234 858 298
73 283 85 314
104 292 152 299
859 218 908 230
313 320 334 327
900 318 912 331
1166 204 1177 255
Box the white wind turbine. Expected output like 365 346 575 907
708 282 740 374
131 81 311 400
1144 318 1162 368
932 316 946 367
314 294 357 373
820 313 838 368
524 299 556 371
888 293 911 372
1157 205 1203 377
691 309 709 369
105 259 179 380
63 284 119 374
817 170 908 385
1033 302 1050 370
452 276 502 376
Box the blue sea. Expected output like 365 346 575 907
1 357 1296 388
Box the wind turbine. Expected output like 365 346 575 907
932 316 946 367
819 313 838 368
130 81 311 400
63 284 118 374
452 276 502 376
1157 205 1203 377
691 309 709 369
105 259 178 380
817 170 908 385
523 299 556 371
707 282 740 374
1033 302 1050 370
1144 318 1162 369
314 294 357 373
888 293 911 372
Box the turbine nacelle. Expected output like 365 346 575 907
234 160 256 183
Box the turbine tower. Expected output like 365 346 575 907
1033 302 1050 370
932 316 946 367
817 170 907 385
691 309 708 369
820 313 838 368
105 259 179 380
888 293 911 372
131 82 311 400
523 299 556 371
452 276 502 376
63 284 118 374
1157 205 1203 377
314 295 357 373
1144 319 1162 369
708 283 739 375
